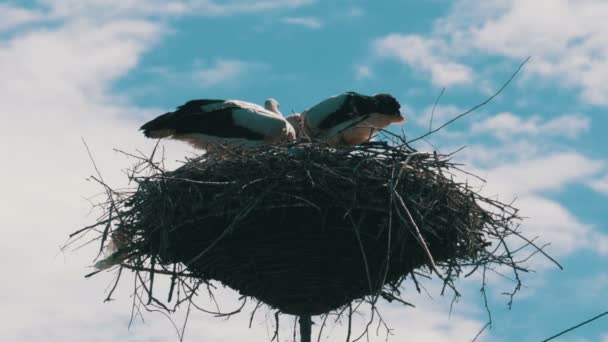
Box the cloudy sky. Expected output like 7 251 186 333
1 0 607 341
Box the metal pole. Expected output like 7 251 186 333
299 315 312 342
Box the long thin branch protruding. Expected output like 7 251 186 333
409 56 531 144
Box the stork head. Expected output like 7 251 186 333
264 98 281 115
373 93 404 122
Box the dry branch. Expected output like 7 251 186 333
73 139 552 340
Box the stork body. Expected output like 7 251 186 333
300 92 404 145
141 99 295 151
285 113 305 141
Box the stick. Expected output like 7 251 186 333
409 56 530 144
299 315 312 342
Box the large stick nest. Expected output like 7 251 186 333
78 141 544 318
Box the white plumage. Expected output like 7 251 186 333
264 98 281 115
300 92 405 145
285 113 306 141
141 98 295 152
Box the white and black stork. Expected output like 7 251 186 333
140 98 296 151
299 92 405 145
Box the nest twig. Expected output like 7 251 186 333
73 137 557 325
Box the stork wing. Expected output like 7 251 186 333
303 92 379 129
141 99 286 141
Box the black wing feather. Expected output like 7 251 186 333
140 100 265 140
317 92 376 129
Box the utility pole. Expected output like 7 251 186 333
299 315 312 342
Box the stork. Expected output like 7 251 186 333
300 92 404 145
140 98 296 152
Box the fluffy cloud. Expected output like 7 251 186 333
413 104 466 128
355 65 373 80
471 112 591 140
460 152 607 257
379 299 485 342
193 59 266 88
589 175 608 194
374 34 473 87
280 16 323 29
388 0 608 105
0 4 44 31
35 0 317 18
514 196 598 256
306 280 485 342
0 21 179 342
212 0 318 13
37 0 189 18
417 106 608 260
346 6 364 18
186 0 318 16
470 0 608 105
478 153 602 197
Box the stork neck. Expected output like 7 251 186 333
267 105 282 117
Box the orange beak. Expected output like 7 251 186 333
391 115 406 123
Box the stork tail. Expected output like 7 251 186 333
140 112 177 138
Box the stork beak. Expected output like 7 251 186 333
392 113 405 123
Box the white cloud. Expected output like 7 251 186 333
280 16 323 29
26 0 317 20
307 281 485 342
346 6 364 18
408 101 607 260
477 152 603 197
593 234 608 255
462 152 607 258
355 64 373 80
193 59 265 88
37 0 190 18
219 0 318 12
0 4 44 31
187 0 318 16
374 34 473 87
414 104 466 128
589 174 608 194
514 196 596 256
472 0 608 105
379 300 484 342
0 21 162 98
370 0 608 104
471 112 591 140
408 0 608 105
0 15 190 342
457 140 548 168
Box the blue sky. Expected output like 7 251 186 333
1 1 607 341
